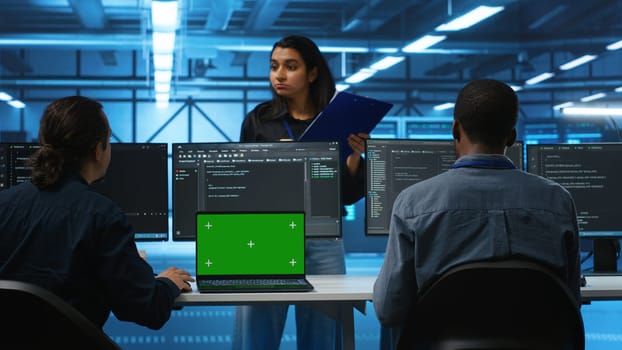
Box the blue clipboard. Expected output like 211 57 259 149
298 91 393 161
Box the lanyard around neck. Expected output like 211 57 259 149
282 119 296 140
450 159 516 170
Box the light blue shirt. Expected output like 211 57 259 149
373 154 581 327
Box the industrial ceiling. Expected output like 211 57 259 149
0 0 621 115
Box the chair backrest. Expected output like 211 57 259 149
0 279 122 349
396 259 585 350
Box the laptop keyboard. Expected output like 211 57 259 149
199 278 309 289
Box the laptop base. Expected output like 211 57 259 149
197 278 314 293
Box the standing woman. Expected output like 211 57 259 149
234 35 366 349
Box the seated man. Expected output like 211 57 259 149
373 79 581 332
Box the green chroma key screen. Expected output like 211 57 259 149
196 212 305 276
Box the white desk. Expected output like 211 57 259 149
175 275 376 350
174 274 622 349
581 275 622 301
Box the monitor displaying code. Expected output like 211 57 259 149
172 141 342 240
365 139 524 235
526 142 622 238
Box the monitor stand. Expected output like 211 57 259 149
593 238 619 273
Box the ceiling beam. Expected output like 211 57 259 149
2 76 621 93
1 33 617 55
68 0 107 30
245 0 289 30
343 0 421 33
205 0 242 31
230 52 251 66
0 50 32 73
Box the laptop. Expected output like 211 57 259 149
195 211 314 293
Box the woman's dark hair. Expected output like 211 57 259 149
30 95 108 189
269 35 336 115
453 79 519 147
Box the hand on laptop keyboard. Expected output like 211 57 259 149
157 266 195 292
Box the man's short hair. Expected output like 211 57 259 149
453 79 519 147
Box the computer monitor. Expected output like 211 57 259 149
172 141 342 240
0 143 41 190
365 139 524 236
91 143 169 241
0 144 5 190
0 142 169 242
526 142 622 272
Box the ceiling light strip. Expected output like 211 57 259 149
562 107 622 116
370 56 405 70
435 6 505 32
559 55 597 71
151 0 179 107
606 39 622 51
402 35 446 53
580 92 606 102
433 102 455 111
525 72 554 85
344 68 376 84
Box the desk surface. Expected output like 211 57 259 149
581 275 622 301
175 274 622 305
175 274 376 306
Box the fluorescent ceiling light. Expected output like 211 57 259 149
217 44 274 52
319 46 369 53
344 68 376 84
559 55 597 70
606 39 622 51
7 100 25 108
510 85 523 92
152 32 176 54
525 72 554 85
435 6 505 31
434 102 455 111
580 92 606 102
0 92 12 101
402 35 446 53
615 86 622 92
562 107 622 116
153 53 174 70
370 56 405 70
154 70 172 84
151 1 178 32
155 92 170 109
553 102 574 110
217 45 382 54
155 82 171 93
336 83 350 91
342 18 360 32
155 92 169 102
376 48 400 54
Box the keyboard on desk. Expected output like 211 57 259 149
197 278 314 293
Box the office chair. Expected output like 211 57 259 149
396 259 585 350
0 279 122 349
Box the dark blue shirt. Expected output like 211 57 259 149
0 174 179 329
